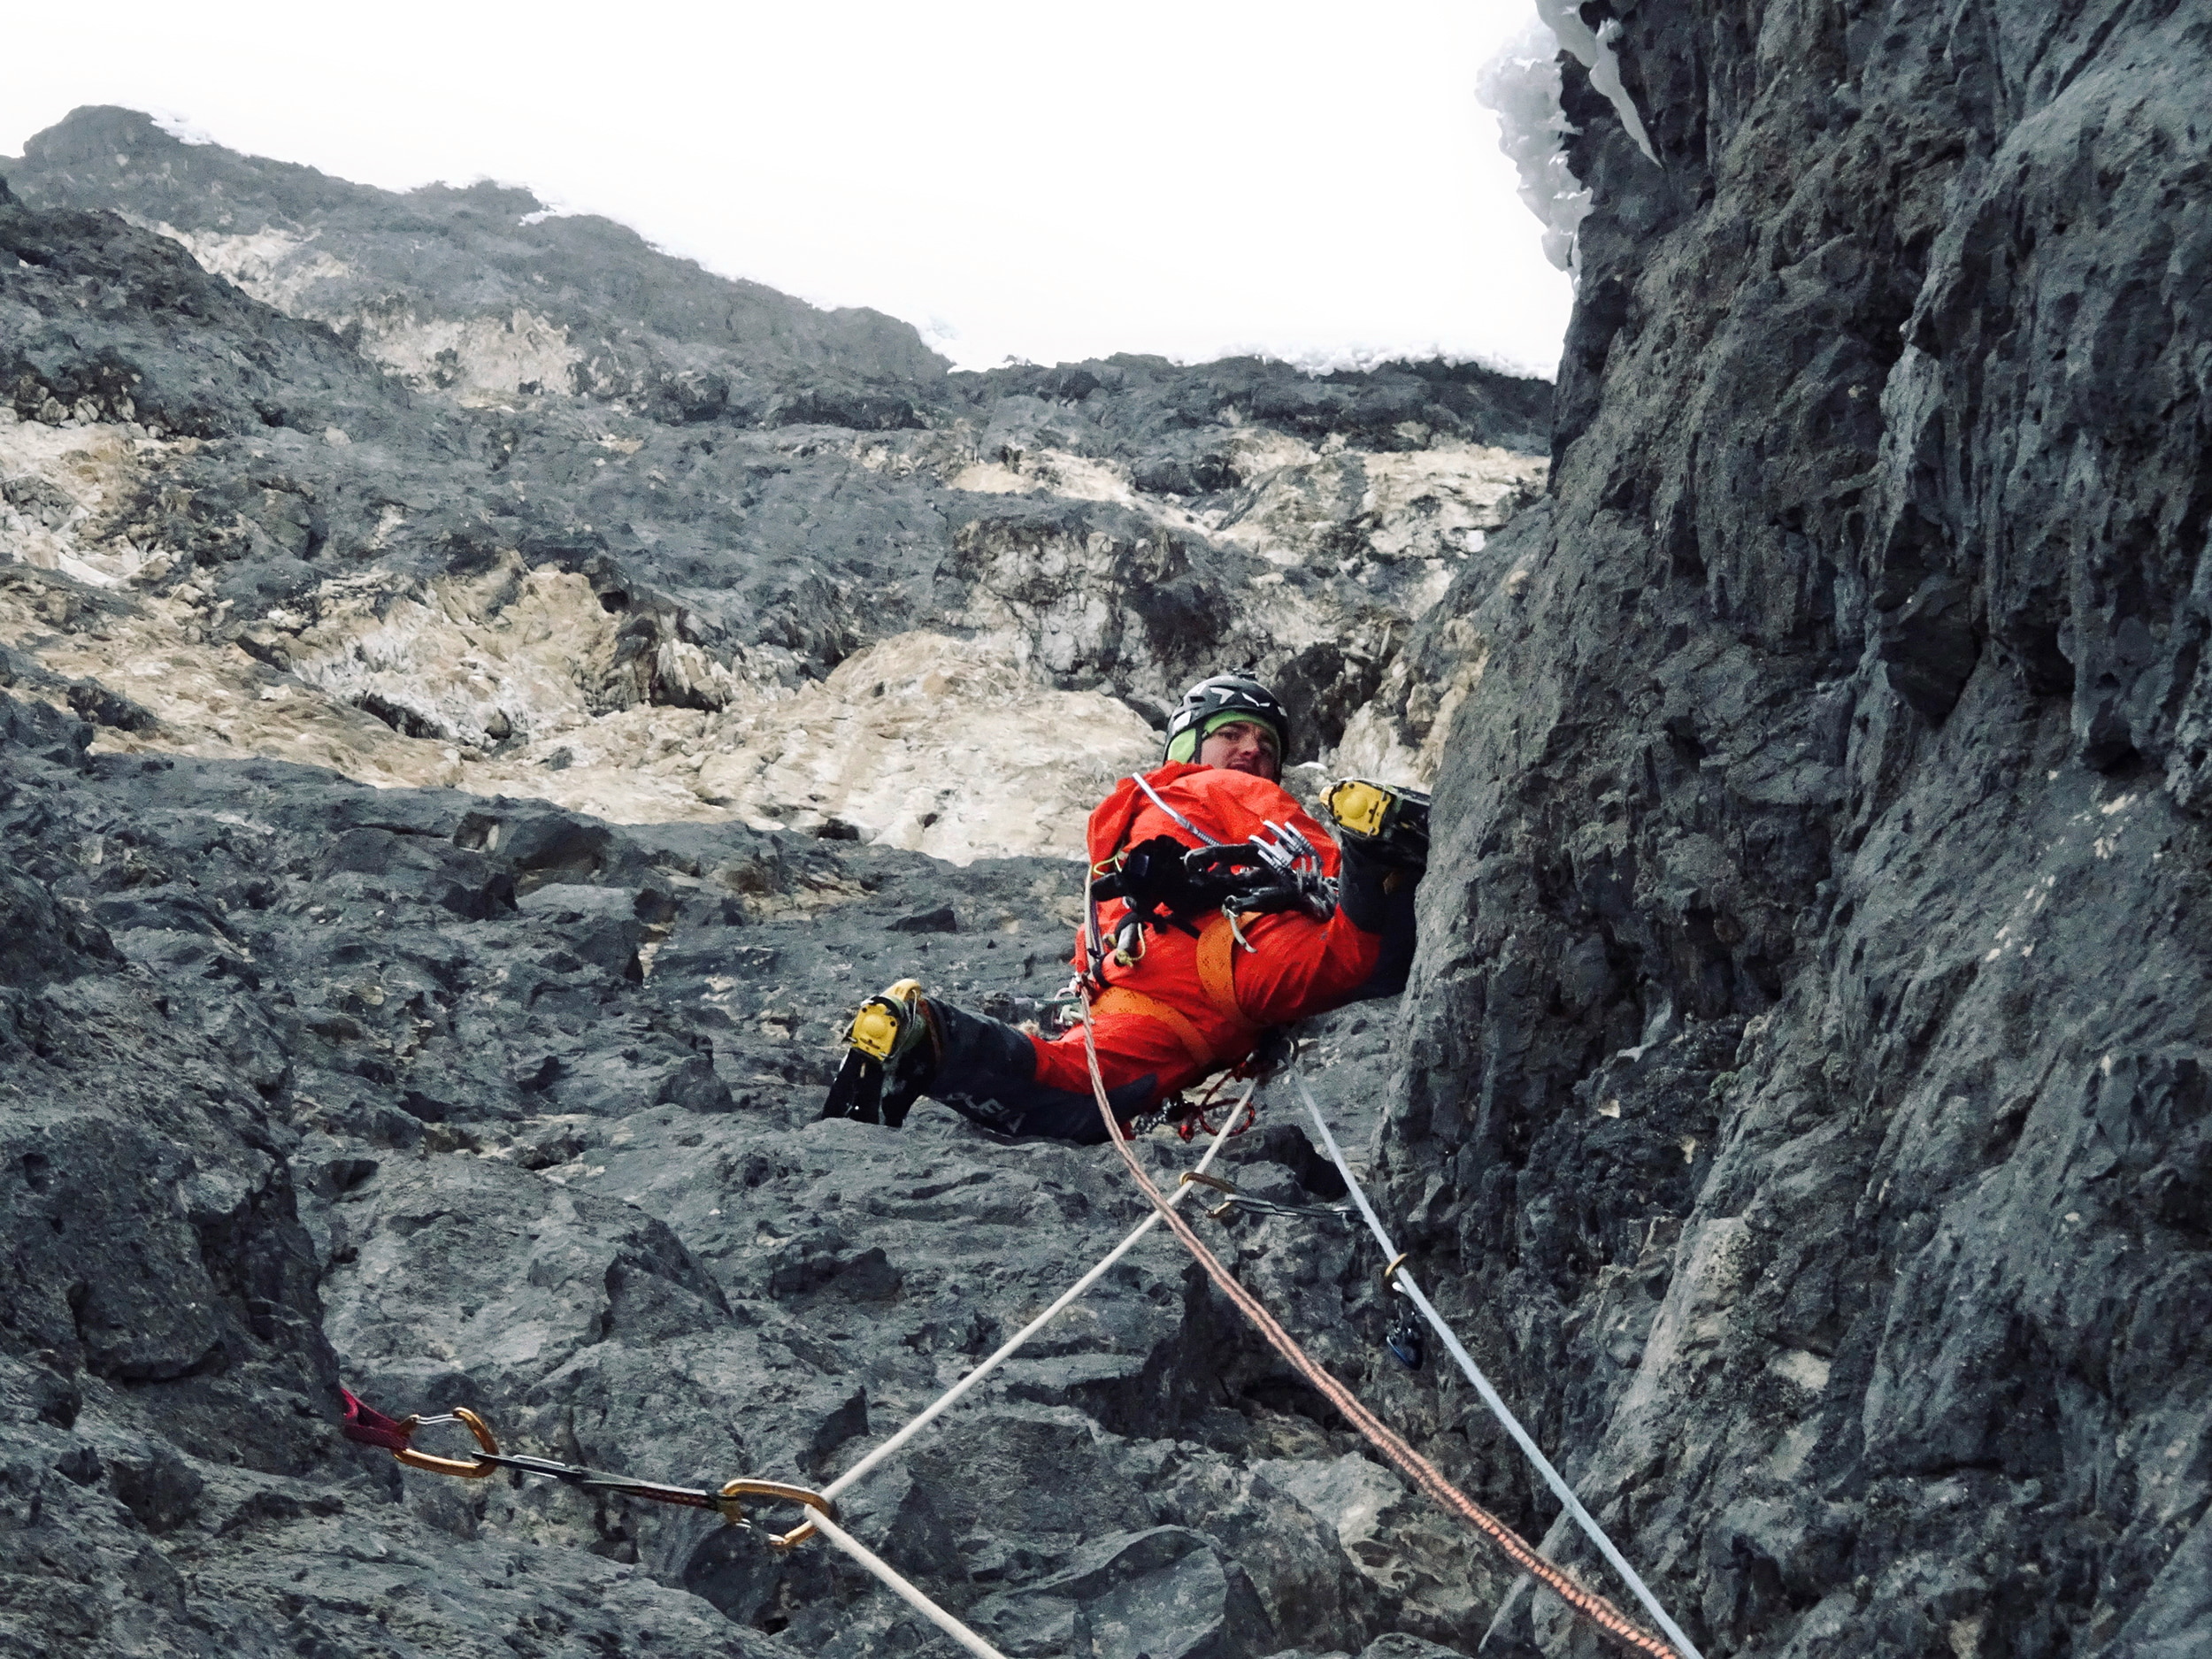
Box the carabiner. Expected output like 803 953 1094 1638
393 1406 501 1479
711 1478 839 1548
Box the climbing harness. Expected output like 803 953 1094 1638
1290 1071 1707 1659
339 1389 834 1546
1076 987 1686 1659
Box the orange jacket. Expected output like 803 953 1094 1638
1069 763 1382 1079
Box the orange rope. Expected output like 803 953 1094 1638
1077 986 1680 1659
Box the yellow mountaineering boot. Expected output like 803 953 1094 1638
822 979 937 1126
1321 779 1431 868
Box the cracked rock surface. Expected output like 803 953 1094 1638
1364 4 2212 1656
0 686 1471 1659
4 0 2212 1650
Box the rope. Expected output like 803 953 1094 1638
344 1102 1253 1659
819 1091 1250 1508
1076 987 1681 1659
807 1508 1010 1659
1292 1072 1708 1659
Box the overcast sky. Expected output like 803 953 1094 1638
4 1 1569 376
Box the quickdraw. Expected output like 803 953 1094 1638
339 1389 836 1548
1177 1169 1352 1224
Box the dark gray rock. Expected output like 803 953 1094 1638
1348 4 2212 1656
0 680 1425 1657
3 0 2206 1647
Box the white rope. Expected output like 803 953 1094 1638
1293 1072 1706 1659
1131 771 1225 844
822 1085 1251 1505
808 1507 1010 1659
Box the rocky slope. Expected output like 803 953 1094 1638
0 106 1547 863
0 103 1553 1659
4 0 2210 1650
0 680 1478 1659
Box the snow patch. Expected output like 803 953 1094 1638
349 305 584 404
1478 4 1661 274
149 110 219 147
1477 20 1592 273
1534 0 1659 165
146 222 353 314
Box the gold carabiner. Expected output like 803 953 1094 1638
712 1478 838 1549
393 1407 500 1479
1379 1252 1412 1296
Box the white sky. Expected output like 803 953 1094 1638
4 1 1568 377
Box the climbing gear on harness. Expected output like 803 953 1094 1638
1322 778 1432 869
1092 826 1334 965
823 979 935 1127
1093 834 1230 941
339 1389 838 1547
1291 1071 1706 1659
1163 672 1291 765
1174 1089 1259 1142
1378 1257 1425 1367
1385 1310 1425 1369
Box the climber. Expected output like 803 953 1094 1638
820 672 1430 1144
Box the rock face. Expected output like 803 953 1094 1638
0 105 1547 859
1 0 2208 1649
0 104 1550 1659
0 680 1465 1659
1369 4 2212 1656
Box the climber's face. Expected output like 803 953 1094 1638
1199 719 1281 782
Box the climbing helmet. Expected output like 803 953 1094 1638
1163 672 1291 766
